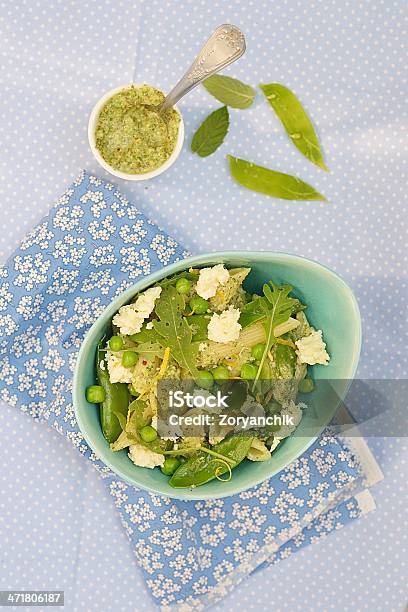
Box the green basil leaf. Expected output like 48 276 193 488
259 83 328 171
191 106 229 157
227 155 327 201
203 75 255 109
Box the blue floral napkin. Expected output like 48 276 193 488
0 172 381 610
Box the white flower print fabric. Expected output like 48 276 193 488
0 172 380 610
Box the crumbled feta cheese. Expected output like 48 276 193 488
198 342 208 352
196 264 229 299
134 286 162 316
295 329 330 365
99 359 106 371
128 443 165 469
112 287 162 335
275 401 305 438
107 351 133 384
207 306 242 343
146 321 154 330
269 437 281 452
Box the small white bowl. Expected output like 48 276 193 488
88 84 185 181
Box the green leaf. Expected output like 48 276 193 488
203 75 256 109
191 106 229 157
112 410 127 432
188 314 210 342
259 83 328 171
159 270 199 288
153 286 199 378
110 399 149 451
240 293 305 328
129 326 160 344
134 341 164 360
239 296 266 328
227 155 327 201
253 283 301 387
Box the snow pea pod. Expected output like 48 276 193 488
96 342 129 443
259 83 328 171
274 344 297 378
169 436 254 488
227 155 327 201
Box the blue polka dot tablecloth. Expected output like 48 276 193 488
0 171 384 610
0 1 407 611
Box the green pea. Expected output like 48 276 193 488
189 296 209 315
196 370 214 389
299 377 314 393
161 457 181 476
251 343 266 361
213 365 230 383
240 363 258 380
140 425 158 443
176 277 191 294
86 385 106 404
122 350 138 368
109 335 124 351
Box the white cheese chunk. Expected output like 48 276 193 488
112 286 162 335
295 329 330 365
275 401 304 438
128 443 165 469
207 306 242 343
269 437 281 452
106 351 133 384
196 264 229 300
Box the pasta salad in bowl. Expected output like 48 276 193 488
73 252 361 500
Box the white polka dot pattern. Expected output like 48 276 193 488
0 0 406 610
0 171 382 609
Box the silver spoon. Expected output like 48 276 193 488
159 24 246 113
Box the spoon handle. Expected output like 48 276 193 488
160 24 246 112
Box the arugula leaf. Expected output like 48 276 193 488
153 286 199 378
260 83 328 171
188 314 210 342
253 283 302 387
110 399 169 454
203 75 256 109
127 399 150 431
110 399 149 451
240 293 305 328
129 326 160 344
239 296 266 328
191 106 229 157
228 155 327 201
134 341 164 360
159 270 198 288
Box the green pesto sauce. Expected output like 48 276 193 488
95 85 180 174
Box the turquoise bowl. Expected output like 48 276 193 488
73 251 361 500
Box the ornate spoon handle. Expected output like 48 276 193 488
160 24 246 112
